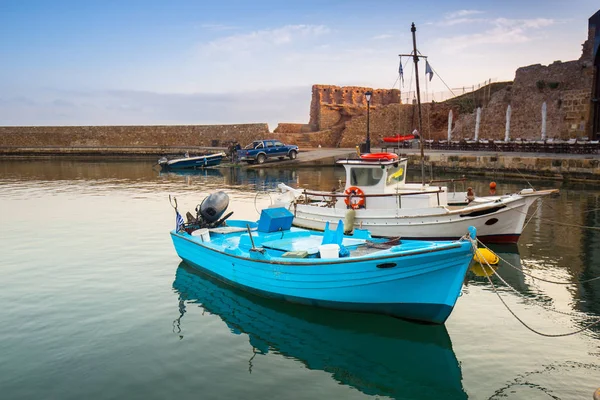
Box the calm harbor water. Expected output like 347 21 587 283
1 159 600 399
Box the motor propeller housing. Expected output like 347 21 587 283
198 191 230 223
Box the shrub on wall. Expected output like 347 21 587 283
548 82 560 89
536 80 546 90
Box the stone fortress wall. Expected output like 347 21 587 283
0 124 269 150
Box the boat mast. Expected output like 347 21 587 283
411 22 425 186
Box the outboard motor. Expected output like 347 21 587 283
199 191 230 223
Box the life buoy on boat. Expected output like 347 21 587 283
344 186 366 209
359 153 399 161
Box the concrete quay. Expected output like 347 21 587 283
250 146 600 183
1 145 599 182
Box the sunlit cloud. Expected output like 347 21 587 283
0 87 312 130
446 10 484 19
373 34 393 40
435 17 556 52
199 24 330 53
440 9 485 26
200 23 239 31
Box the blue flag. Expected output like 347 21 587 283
425 60 434 81
176 211 185 231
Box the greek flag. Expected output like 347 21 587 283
425 60 434 81
398 57 404 85
175 211 185 231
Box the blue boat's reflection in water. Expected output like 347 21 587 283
158 168 224 178
172 263 467 400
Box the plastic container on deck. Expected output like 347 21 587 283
192 228 211 242
318 244 340 259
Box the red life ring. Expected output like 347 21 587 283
344 186 366 209
360 152 399 161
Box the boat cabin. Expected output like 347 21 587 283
335 156 448 210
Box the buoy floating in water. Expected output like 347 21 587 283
473 248 499 265
470 262 498 277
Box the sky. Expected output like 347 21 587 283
0 0 598 131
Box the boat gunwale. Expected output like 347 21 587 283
294 195 532 219
336 158 408 166
170 231 469 266
166 152 225 165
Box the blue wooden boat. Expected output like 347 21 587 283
158 152 225 170
169 194 476 324
173 264 466 398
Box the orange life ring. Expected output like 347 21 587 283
344 186 366 209
359 152 399 161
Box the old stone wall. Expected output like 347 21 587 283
448 17 596 142
447 62 593 141
273 123 310 134
0 124 270 148
308 85 400 132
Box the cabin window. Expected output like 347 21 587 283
386 165 406 185
350 167 384 186
273 141 284 147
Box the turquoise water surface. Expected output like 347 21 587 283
1 159 599 399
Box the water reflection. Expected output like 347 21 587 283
158 168 223 178
468 244 524 291
226 167 300 191
172 263 467 400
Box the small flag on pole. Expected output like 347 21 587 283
398 57 404 85
425 60 434 81
175 210 185 231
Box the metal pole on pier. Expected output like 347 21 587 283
411 22 425 186
448 110 453 142
505 105 511 142
475 107 481 141
541 102 547 141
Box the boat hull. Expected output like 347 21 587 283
170 231 474 324
173 264 467 398
160 153 224 170
292 195 538 244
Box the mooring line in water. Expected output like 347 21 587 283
516 201 600 231
472 250 591 319
476 238 600 284
489 141 536 190
521 198 544 232
472 244 600 337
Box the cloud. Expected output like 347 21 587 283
199 24 330 54
445 10 484 19
200 23 238 32
435 17 556 52
373 34 393 40
0 87 313 131
439 9 485 26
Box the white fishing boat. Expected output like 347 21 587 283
273 23 558 243
275 154 556 243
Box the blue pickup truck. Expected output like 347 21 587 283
237 139 299 164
